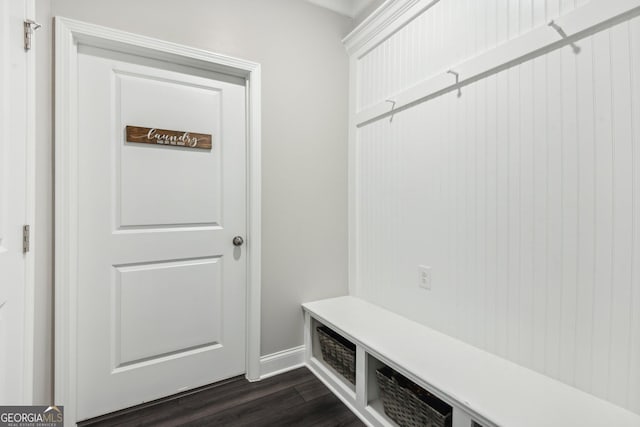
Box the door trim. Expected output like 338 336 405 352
23 0 36 404
54 17 262 424
4 0 38 403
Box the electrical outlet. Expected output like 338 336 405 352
418 265 431 290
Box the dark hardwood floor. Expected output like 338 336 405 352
79 368 365 427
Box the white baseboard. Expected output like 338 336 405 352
259 345 305 380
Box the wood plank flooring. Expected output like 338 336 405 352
78 367 365 427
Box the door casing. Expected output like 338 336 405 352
0 0 37 404
54 17 262 426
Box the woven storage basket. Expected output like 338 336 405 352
316 326 356 384
376 366 452 427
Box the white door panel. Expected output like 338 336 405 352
117 71 222 228
115 257 223 366
76 46 246 420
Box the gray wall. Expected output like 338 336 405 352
34 0 353 403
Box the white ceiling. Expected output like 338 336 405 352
304 0 376 18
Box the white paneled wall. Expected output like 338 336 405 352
353 3 640 414
357 0 590 110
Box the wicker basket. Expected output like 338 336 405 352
316 326 356 384
376 366 452 427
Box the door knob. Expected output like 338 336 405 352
232 236 244 247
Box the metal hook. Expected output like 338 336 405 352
548 20 580 54
23 19 41 51
447 70 462 97
385 99 396 123
25 19 42 30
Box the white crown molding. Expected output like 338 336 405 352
343 0 436 55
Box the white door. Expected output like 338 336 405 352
0 0 31 404
75 46 247 420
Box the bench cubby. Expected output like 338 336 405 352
302 296 640 427
309 317 356 395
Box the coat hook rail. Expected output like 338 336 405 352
446 70 462 98
548 20 581 54
385 99 396 123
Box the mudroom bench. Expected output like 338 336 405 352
302 296 640 427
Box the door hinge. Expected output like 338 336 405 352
23 19 41 51
23 225 30 253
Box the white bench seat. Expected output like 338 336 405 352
302 296 640 427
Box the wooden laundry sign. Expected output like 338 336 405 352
125 126 212 150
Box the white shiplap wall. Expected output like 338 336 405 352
353 1 640 414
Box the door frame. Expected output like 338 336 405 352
23 0 36 404
1 0 37 404
54 17 262 424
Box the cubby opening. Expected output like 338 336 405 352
310 318 356 392
366 354 453 427
365 354 395 425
